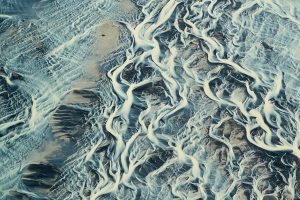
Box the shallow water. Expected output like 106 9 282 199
0 0 300 199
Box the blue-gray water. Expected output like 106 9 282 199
0 0 300 199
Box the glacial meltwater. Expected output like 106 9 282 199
0 0 300 199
